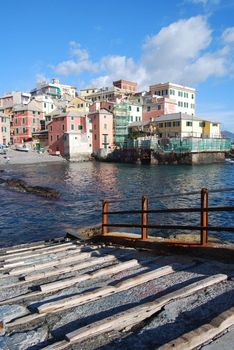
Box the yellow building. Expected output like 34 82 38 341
155 113 221 139
66 96 90 114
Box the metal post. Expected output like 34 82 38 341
201 188 208 245
102 200 109 235
141 195 148 240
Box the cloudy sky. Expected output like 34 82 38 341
1 0 234 129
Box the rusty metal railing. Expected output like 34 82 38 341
102 188 234 246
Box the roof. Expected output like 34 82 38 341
149 82 196 92
151 113 221 124
13 100 43 112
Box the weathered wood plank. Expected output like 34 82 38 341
0 242 75 260
158 306 234 350
8 251 95 275
66 274 227 343
40 340 69 350
1 243 78 263
2 247 81 268
23 255 117 282
37 265 176 314
39 259 140 292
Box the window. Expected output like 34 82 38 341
81 103 83 107
137 107 139 112
33 118 36 123
50 135 53 141
186 121 192 126
23 127 26 134
173 121 180 127
94 124 96 130
50 126 52 131
71 124 74 131
170 89 175 95
16 128 19 134
104 123 107 129
33 128 36 132
212 123 218 127
71 116 74 120
165 122 171 127
199 122 205 127
157 105 161 110
131 116 133 122
15 118 18 124
184 92 188 98
129 106 131 111
56 135 59 141
147 106 151 112
94 134 97 140
191 94 194 99
44 103 46 108
51 104 53 109
22 118 25 124
78 125 83 130
158 123 164 128
33 111 35 114
62 124 65 131
89 129 92 133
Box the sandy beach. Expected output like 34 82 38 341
0 148 67 166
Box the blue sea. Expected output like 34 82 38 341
0 161 234 247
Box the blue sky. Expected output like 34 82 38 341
0 0 234 130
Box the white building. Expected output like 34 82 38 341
33 95 56 116
0 91 31 109
149 82 196 116
31 78 77 99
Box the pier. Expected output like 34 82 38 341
0 187 234 349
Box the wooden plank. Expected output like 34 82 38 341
8 251 95 275
0 242 76 260
66 274 227 343
37 265 176 314
39 340 69 350
23 255 117 282
1 243 78 263
158 306 234 350
6 313 46 330
0 260 139 305
2 247 81 268
39 259 140 292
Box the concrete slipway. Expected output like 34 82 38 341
0 236 233 350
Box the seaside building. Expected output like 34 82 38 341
80 80 137 103
0 112 10 145
33 95 56 116
149 82 196 116
113 80 137 93
48 112 92 159
0 91 31 109
31 78 77 99
142 95 177 122
12 100 43 144
129 113 221 140
89 109 113 155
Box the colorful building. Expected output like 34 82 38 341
13 100 43 144
31 78 76 99
89 109 113 154
0 112 10 145
142 96 177 122
149 82 196 116
113 80 137 93
48 112 89 157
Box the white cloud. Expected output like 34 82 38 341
53 41 98 75
188 0 220 5
52 16 233 90
222 27 234 44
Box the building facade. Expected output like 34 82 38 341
89 109 113 154
149 82 196 116
0 112 10 145
13 100 43 144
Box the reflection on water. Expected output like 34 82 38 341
0 161 234 247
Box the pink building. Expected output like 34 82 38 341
13 100 43 144
48 111 86 156
143 96 177 122
88 109 113 154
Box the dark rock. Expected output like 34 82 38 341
0 178 59 199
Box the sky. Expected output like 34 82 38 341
0 0 234 130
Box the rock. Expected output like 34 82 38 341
0 178 59 199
